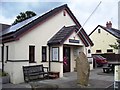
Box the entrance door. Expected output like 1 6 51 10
63 47 70 73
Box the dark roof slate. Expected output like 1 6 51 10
0 4 69 43
101 25 120 39
89 25 120 39
0 23 11 32
0 4 93 46
48 25 77 45
47 25 93 47
0 4 67 36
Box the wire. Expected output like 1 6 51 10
74 1 102 38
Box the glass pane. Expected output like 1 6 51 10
52 47 59 61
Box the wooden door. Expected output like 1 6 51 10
63 47 70 73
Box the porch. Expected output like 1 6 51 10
49 44 84 78
47 25 89 78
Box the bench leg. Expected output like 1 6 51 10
103 68 110 73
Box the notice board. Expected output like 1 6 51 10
114 65 120 81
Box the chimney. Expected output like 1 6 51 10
106 21 112 29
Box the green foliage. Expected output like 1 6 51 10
12 11 36 25
0 71 8 77
109 43 119 49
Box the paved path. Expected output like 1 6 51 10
34 68 113 88
90 68 113 81
1 67 114 89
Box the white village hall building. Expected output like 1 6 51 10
0 4 93 84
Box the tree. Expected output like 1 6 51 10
109 41 120 54
109 43 119 49
12 11 36 25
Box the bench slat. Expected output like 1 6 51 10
23 65 49 82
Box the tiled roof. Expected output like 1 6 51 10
101 25 120 39
47 25 93 47
48 25 77 45
89 25 120 39
0 4 93 46
0 23 11 32
0 4 67 36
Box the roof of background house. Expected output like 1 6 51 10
89 25 120 39
0 23 11 32
0 4 93 46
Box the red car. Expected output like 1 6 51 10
93 55 108 67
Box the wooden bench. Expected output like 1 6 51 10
23 65 49 82
103 67 112 73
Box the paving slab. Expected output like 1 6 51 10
1 67 114 89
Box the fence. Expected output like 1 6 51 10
92 53 120 62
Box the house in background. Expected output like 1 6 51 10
0 23 11 69
89 21 120 54
0 4 93 84
0 23 11 33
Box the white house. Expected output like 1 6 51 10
0 4 93 84
89 21 120 54
0 23 10 69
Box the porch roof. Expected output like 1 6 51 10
47 25 89 47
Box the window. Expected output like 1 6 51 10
96 50 101 53
6 46 8 61
88 49 91 53
63 10 66 16
98 29 101 33
107 49 113 53
52 47 59 61
29 46 35 63
42 46 47 62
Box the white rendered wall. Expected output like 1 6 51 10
90 27 119 54
64 32 84 46
1 9 92 84
50 45 63 77
2 10 76 84
51 62 63 77
13 10 76 63
86 46 93 70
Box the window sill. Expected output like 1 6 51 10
29 61 36 63
41 61 48 62
50 61 61 62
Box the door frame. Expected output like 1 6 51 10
29 45 35 63
63 46 71 73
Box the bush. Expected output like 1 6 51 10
0 71 8 77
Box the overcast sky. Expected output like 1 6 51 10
0 0 119 34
